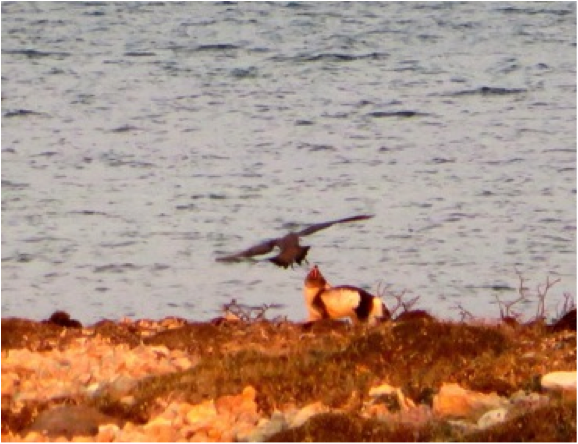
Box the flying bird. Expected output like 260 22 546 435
215 214 374 269
303 265 390 324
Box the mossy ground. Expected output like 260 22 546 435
2 314 576 441
267 400 576 442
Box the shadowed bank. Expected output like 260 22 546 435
1 307 575 441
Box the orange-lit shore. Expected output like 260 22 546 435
2 311 576 442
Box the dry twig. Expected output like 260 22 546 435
535 276 561 320
376 281 420 318
221 299 284 322
556 292 576 319
494 272 565 323
452 303 476 322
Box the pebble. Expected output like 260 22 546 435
477 408 509 429
432 383 508 420
366 382 416 414
26 405 118 439
368 382 397 397
2 316 575 442
97 424 119 442
541 371 577 392
142 417 175 442
1 336 195 404
509 390 549 409
287 401 329 428
185 400 218 430
241 411 287 442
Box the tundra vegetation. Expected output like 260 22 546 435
1 275 575 441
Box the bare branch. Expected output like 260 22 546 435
493 294 505 319
375 282 420 318
494 272 568 323
535 276 561 320
221 299 280 323
401 295 420 312
494 274 528 321
557 292 576 319
452 303 476 322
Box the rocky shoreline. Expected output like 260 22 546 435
2 311 576 442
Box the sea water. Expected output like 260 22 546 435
2 2 576 324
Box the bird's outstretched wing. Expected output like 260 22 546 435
297 214 374 237
215 239 277 262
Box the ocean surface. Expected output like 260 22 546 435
2 2 576 325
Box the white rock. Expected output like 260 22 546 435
477 408 508 429
143 417 172 431
120 395 136 406
289 402 329 428
447 419 478 433
369 383 397 397
541 371 577 391
510 391 548 408
242 411 287 442
433 382 507 419
185 400 218 429
98 423 120 441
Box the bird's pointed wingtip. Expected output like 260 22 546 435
346 214 375 220
345 214 375 222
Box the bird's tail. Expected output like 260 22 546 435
269 257 291 269
295 246 311 265
269 246 311 269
